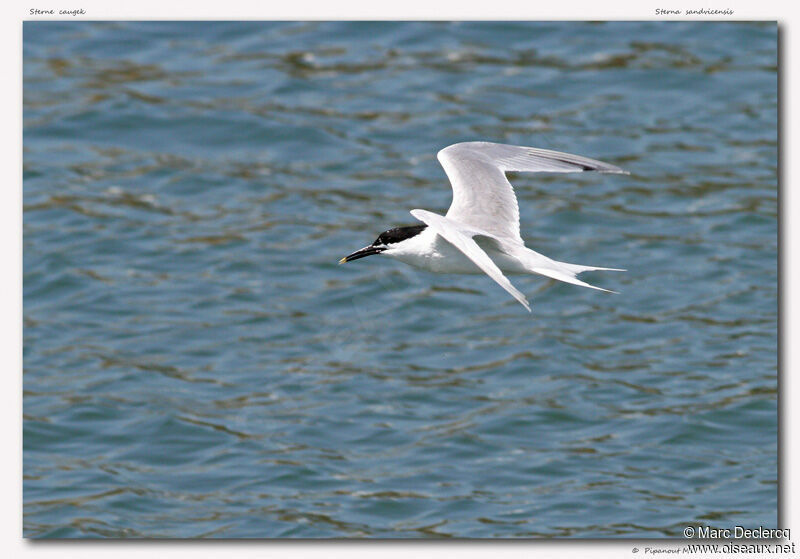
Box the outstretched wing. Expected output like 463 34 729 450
437 142 628 244
410 209 531 312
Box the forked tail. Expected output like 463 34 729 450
554 261 626 275
527 256 625 294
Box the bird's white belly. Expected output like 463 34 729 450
395 243 479 273
388 232 526 274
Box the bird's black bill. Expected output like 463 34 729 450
339 245 385 264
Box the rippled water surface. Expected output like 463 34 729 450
23 21 777 538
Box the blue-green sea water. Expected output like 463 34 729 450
23 21 777 538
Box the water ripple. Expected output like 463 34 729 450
24 21 777 538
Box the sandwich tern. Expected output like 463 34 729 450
339 141 628 312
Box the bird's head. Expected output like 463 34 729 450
339 225 427 264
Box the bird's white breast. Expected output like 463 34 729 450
383 229 526 274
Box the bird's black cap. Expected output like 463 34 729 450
339 225 427 263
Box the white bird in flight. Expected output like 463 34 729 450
339 141 628 312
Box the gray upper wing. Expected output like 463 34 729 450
437 142 627 243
